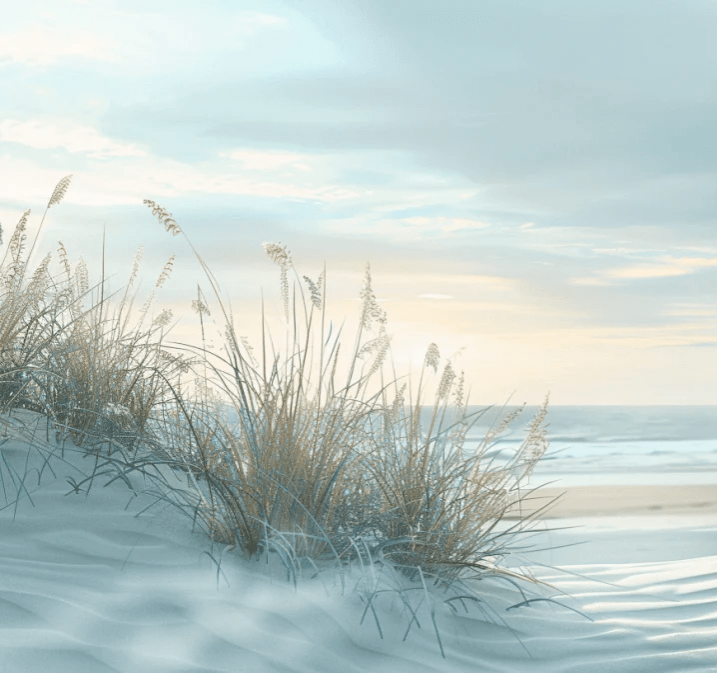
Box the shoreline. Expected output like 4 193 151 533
512 483 717 518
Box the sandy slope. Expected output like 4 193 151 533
0 411 715 672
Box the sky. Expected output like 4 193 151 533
1 0 716 405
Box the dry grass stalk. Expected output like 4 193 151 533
139 202 555 593
0 185 187 460
0 184 563 661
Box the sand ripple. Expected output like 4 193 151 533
0 429 715 672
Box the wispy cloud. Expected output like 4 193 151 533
569 252 717 285
607 256 717 280
0 119 147 158
326 213 492 241
0 26 113 66
591 320 717 348
609 264 689 280
0 152 368 207
570 277 617 287
667 305 717 318
411 216 491 233
219 149 313 173
376 272 517 293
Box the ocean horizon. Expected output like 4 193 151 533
213 403 717 488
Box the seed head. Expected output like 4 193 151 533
48 175 73 208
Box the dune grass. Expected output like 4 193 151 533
0 177 571 659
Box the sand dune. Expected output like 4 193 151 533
0 415 716 672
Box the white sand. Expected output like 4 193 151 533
1 411 716 672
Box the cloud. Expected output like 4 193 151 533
0 119 147 158
232 10 288 29
670 255 717 268
336 215 491 241
218 149 313 173
0 151 369 208
607 256 717 279
0 135 479 212
379 272 518 294
570 277 617 287
608 264 690 280
434 217 491 233
0 26 114 66
399 216 489 233
570 253 717 285
589 325 715 349
94 7 333 80
667 306 717 317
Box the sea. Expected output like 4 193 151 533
459 404 717 488
220 404 717 488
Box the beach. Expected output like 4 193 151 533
3 0 713 669
533 484 717 517
0 408 715 672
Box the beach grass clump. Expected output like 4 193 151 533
0 178 191 458
39 246 184 453
137 207 560 655
140 202 555 587
346 373 551 587
0 207 68 416
147 246 392 563
0 180 564 659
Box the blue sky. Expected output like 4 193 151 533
1 0 716 404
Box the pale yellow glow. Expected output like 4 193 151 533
146 272 717 407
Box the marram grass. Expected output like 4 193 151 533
0 176 574 659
